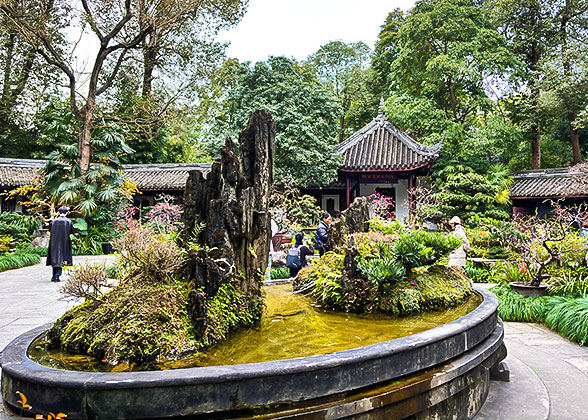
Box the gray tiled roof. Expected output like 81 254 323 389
124 163 212 191
333 111 442 171
511 167 588 198
0 158 211 191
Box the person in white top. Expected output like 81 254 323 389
448 216 470 267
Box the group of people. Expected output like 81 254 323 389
270 213 471 280
270 212 332 278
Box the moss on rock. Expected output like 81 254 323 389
295 254 472 316
49 276 263 365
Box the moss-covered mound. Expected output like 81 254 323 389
295 262 471 315
49 276 263 365
294 227 471 315
49 278 197 364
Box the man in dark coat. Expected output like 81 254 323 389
47 206 73 282
314 212 331 256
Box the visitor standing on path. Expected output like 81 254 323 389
47 206 73 282
286 233 314 278
448 216 469 267
314 212 331 256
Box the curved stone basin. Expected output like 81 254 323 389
1 287 505 419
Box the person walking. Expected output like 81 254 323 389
314 212 331 256
285 233 314 278
47 206 73 282
448 216 470 267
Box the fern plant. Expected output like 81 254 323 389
356 255 406 286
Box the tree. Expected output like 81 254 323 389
0 0 243 174
308 41 372 142
112 0 245 163
492 0 557 168
200 57 342 187
545 0 588 164
391 0 518 129
0 3 61 157
371 9 406 99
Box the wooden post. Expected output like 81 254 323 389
345 175 351 210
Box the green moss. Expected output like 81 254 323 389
204 279 264 346
49 274 265 365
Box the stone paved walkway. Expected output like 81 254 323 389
0 255 114 420
1 271 587 419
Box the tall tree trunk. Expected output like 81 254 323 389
531 122 541 169
569 111 582 164
560 0 582 164
142 32 157 100
77 101 95 177
339 115 345 143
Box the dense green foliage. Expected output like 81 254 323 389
0 212 41 247
0 249 41 272
200 57 342 186
295 222 468 315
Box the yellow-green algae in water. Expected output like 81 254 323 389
29 283 481 372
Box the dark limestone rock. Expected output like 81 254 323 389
183 109 275 334
327 196 371 250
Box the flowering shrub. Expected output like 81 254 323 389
367 193 395 220
146 201 183 234
115 204 139 231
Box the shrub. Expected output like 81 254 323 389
464 262 489 283
493 286 588 346
60 262 108 301
368 217 406 234
547 268 588 297
113 226 185 282
295 252 345 309
0 249 41 272
491 286 550 322
544 297 588 345
145 195 183 235
393 231 460 269
0 234 13 253
495 261 532 284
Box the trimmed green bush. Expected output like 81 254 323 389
0 249 41 272
270 267 290 280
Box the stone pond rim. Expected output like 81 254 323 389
1 287 506 420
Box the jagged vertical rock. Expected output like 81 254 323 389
327 196 371 251
183 110 275 334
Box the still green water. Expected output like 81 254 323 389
29 283 481 372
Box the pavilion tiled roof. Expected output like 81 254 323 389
511 167 588 198
333 110 443 171
0 158 212 191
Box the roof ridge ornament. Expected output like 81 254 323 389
377 98 385 118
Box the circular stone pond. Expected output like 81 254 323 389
1 285 505 419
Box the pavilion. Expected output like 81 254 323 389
302 107 443 221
